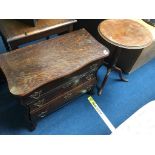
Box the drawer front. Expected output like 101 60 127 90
28 72 96 111
22 64 98 106
21 60 102 105
30 78 96 120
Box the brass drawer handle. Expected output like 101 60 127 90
81 85 93 94
62 81 73 89
79 73 87 79
85 74 94 80
30 90 42 100
73 78 80 86
33 99 45 108
81 89 87 93
64 92 72 100
38 110 48 118
86 85 92 91
62 76 80 89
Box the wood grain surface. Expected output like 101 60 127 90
0 19 77 41
0 29 109 96
98 19 153 49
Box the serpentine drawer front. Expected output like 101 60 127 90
0 28 109 130
21 60 101 106
28 70 97 111
30 78 96 120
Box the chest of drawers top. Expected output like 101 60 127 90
0 29 109 96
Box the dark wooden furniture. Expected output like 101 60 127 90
17 19 38 27
112 20 155 73
0 19 77 51
74 19 103 37
98 19 153 95
74 19 155 74
0 29 109 130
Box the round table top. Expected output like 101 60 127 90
98 19 153 49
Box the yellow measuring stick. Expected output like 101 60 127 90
88 96 115 133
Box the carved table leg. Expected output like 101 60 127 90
98 68 112 96
98 47 128 96
114 66 128 82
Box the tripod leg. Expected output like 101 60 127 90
114 66 128 82
98 68 112 96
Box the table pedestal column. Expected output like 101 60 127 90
98 47 128 96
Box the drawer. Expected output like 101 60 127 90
30 78 96 120
29 75 96 111
21 60 101 105
22 68 97 106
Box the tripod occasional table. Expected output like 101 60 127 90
98 19 153 95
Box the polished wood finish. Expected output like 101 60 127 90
98 19 153 49
0 19 77 50
115 20 155 73
0 29 109 130
0 29 109 96
98 19 153 95
74 19 155 73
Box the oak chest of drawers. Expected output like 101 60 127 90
0 29 109 130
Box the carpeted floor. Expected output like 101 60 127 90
0 35 155 135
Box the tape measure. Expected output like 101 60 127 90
88 96 115 133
